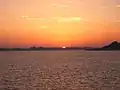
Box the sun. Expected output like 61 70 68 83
62 46 66 48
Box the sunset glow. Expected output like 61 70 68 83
62 46 66 49
0 0 120 48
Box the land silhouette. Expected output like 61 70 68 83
0 41 120 51
88 41 120 50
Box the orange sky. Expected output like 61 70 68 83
0 0 120 47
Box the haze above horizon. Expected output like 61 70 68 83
0 0 120 48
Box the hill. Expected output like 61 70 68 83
88 41 120 50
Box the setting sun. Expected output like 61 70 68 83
62 46 66 49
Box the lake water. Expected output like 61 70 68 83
0 51 120 90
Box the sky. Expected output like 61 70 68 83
0 0 120 48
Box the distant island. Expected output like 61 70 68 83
0 41 120 51
88 41 120 51
0 47 83 51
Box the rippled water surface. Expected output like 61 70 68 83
0 51 120 90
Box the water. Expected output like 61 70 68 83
0 51 120 90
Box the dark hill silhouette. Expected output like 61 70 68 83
88 41 120 50
102 41 120 50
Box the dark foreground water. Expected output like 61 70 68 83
0 51 120 90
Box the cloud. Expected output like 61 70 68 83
21 16 82 23
51 3 57 6
51 3 68 8
21 16 29 19
53 17 82 22
21 16 45 21
116 5 120 8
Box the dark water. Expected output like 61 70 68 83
0 51 120 90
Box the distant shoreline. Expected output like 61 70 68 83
0 48 84 51
1 41 120 51
0 48 120 51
